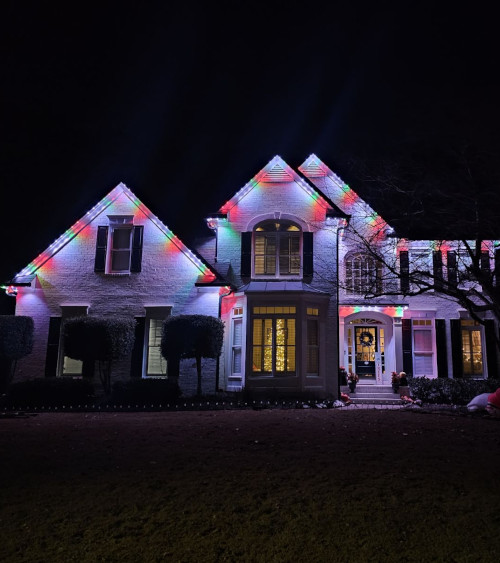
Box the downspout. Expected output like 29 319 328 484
215 285 233 392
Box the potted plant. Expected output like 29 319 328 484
347 372 359 392
391 371 400 393
339 366 347 385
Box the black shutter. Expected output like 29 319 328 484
130 317 146 378
400 251 409 293
82 359 95 378
484 319 499 379
480 251 490 272
130 226 144 273
240 232 252 278
303 232 313 279
495 249 500 287
447 251 457 286
402 318 413 375
435 319 448 378
94 226 108 272
45 317 61 377
433 251 443 289
450 319 463 378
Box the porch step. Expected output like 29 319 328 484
341 385 402 405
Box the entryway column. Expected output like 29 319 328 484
394 317 403 372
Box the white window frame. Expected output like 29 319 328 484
107 215 134 274
460 320 485 378
143 306 172 378
345 252 383 294
253 221 302 279
412 319 436 377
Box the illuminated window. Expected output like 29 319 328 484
345 252 382 294
144 307 171 377
461 320 484 377
252 306 296 376
254 221 301 277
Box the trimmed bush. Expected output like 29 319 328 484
5 377 95 408
0 316 34 360
64 316 136 361
64 316 136 394
0 315 34 392
408 376 500 405
111 378 181 405
161 315 224 395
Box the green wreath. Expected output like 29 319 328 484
359 330 374 347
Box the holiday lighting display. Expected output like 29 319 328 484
339 305 408 317
220 156 331 214
11 184 216 287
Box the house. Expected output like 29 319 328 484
299 154 499 384
5 155 499 399
6 183 226 396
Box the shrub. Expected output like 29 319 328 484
0 315 34 391
5 377 95 408
162 315 224 395
63 316 136 395
64 316 136 361
111 378 181 405
0 316 34 360
408 376 500 405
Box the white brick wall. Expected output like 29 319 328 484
14 190 220 391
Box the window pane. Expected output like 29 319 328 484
232 349 242 373
112 250 131 271
413 329 432 352
147 319 166 375
414 353 433 375
113 228 131 249
63 356 83 375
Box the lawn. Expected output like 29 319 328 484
0 408 499 562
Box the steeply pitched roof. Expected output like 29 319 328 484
11 183 225 286
218 155 346 217
300 154 393 235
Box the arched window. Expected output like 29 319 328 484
254 221 301 277
345 252 383 294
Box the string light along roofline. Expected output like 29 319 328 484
219 155 333 214
13 183 217 283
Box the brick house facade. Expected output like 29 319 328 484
5 155 499 398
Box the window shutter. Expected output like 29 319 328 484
433 251 443 289
130 317 146 377
240 232 252 278
130 226 144 273
402 318 413 375
303 232 313 279
484 319 499 379
45 317 61 377
494 249 500 287
447 251 457 286
450 319 463 378
480 251 490 273
435 319 448 378
94 226 108 272
82 359 95 378
400 251 409 293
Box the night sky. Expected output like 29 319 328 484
2 2 499 312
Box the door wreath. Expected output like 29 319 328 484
359 330 374 347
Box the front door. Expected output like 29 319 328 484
355 327 377 381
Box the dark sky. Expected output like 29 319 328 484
1 2 499 311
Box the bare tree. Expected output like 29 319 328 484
336 138 500 349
